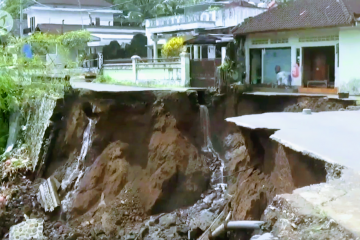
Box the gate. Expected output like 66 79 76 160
190 59 221 87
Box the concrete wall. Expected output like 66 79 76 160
245 28 340 87
102 62 183 86
339 27 360 87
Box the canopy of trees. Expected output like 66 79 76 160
103 34 147 60
109 0 206 23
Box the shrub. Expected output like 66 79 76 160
339 79 360 95
161 37 185 58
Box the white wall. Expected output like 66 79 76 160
26 8 115 27
215 7 265 28
145 6 265 36
245 28 340 86
339 27 360 87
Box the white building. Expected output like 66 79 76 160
232 0 360 93
144 1 266 59
23 0 146 54
24 0 120 29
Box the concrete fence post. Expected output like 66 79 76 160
180 52 190 87
221 46 227 65
194 45 199 60
131 55 140 82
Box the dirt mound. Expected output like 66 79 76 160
284 97 348 112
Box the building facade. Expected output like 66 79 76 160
232 0 360 91
144 1 266 59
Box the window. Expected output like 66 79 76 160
252 39 269 45
296 48 300 65
336 43 339 67
270 38 289 44
30 17 35 31
95 18 100 26
298 35 339 42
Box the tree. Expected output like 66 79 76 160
0 30 91 153
161 37 184 58
113 0 203 21
2 0 31 19
128 34 147 57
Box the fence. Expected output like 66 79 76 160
102 53 190 87
190 58 221 87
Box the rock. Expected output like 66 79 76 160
210 198 226 212
194 202 209 212
176 225 189 234
203 193 216 204
137 226 149 239
250 233 278 240
162 226 177 239
189 210 216 231
159 213 177 229
66 232 83 240
228 146 248 173
346 105 360 111
124 233 136 240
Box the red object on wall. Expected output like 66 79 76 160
292 63 299 78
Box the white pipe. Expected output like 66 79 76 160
209 220 264 238
227 221 264 229
210 223 225 237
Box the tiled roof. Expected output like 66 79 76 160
342 0 360 16
232 0 358 35
35 24 145 35
37 0 112 7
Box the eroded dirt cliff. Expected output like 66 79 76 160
39 90 215 239
0 89 358 240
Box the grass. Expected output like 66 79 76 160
94 75 184 88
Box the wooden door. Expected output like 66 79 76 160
313 53 327 80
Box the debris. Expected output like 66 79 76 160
97 192 106 209
9 217 46 240
37 177 60 212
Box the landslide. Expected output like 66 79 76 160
41 90 211 238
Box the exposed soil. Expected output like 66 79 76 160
0 89 358 240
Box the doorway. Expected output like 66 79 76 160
302 46 335 88
250 49 262 84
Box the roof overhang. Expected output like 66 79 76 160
88 33 133 46
232 24 353 36
24 6 123 13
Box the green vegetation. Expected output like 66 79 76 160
1 0 31 19
339 79 360 95
207 6 221 11
0 30 90 177
94 75 181 88
110 0 208 21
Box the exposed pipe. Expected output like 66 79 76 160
88 12 93 25
209 219 264 239
61 19 64 34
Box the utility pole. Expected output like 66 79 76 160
20 0 23 37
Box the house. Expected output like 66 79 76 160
144 1 266 59
232 0 360 93
22 0 145 67
24 0 118 29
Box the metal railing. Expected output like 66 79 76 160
148 12 216 27
103 57 181 65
